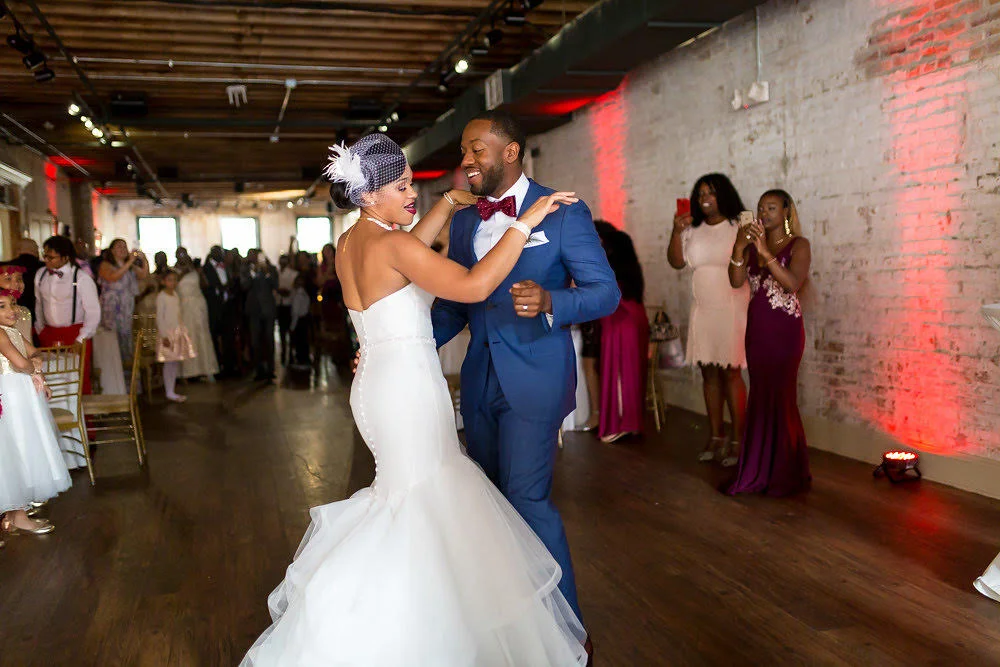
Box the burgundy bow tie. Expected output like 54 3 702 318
476 196 516 220
47 269 63 278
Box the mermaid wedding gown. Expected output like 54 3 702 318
242 283 587 666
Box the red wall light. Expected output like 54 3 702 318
412 170 449 181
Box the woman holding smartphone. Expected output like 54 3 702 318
725 189 811 496
667 173 750 465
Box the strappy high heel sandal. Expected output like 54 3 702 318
699 436 724 462
720 439 740 468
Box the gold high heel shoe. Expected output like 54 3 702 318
2 516 54 535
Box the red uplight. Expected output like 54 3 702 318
93 187 121 196
536 97 600 116
50 156 97 168
412 170 449 181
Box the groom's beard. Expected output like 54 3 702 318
470 162 506 197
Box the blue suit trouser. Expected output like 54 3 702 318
464 355 583 621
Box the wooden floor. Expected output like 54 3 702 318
2 368 1000 666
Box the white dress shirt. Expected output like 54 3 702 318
472 172 553 325
277 267 299 306
34 264 101 341
473 172 531 261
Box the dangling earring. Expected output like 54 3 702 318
784 217 792 236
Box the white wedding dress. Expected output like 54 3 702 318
242 283 588 666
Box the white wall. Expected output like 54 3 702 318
528 0 1000 497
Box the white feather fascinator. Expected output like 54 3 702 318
324 133 408 207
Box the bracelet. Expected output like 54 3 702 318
766 256 779 265
729 256 745 268
509 221 532 240
442 191 456 207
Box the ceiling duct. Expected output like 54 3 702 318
405 0 763 168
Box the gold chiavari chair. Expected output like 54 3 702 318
132 312 160 402
79 331 147 482
39 343 93 483
645 304 668 433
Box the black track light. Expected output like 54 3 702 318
32 66 54 83
522 0 544 9
0 5 7 20
22 50 45 70
6 31 32 54
485 28 504 46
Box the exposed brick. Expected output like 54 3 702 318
531 0 1000 460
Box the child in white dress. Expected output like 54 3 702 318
156 270 196 403
0 265 32 343
0 289 71 545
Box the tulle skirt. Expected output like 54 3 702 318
156 325 196 363
0 373 72 513
241 453 588 666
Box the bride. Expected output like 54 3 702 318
241 134 588 666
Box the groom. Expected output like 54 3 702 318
432 110 620 655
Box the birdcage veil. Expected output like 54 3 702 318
324 133 408 208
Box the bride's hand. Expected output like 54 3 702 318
517 192 578 229
446 189 479 207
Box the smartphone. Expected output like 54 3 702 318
738 210 755 228
676 198 691 216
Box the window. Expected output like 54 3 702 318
219 217 259 256
137 216 180 260
295 217 332 254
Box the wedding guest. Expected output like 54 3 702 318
598 228 650 443
152 251 170 281
240 249 278 381
176 253 219 381
667 173 750 466
203 245 238 377
35 236 101 394
0 266 32 342
2 238 43 326
316 243 352 366
726 189 812 496
276 254 298 366
579 220 619 431
288 273 312 368
156 270 196 403
0 289 68 541
97 239 147 365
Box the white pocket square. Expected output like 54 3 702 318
524 231 549 248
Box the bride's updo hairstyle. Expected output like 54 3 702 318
325 133 408 211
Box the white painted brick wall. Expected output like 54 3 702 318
530 0 1000 460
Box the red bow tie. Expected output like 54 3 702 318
47 269 64 278
476 196 516 220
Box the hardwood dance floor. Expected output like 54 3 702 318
2 371 1000 666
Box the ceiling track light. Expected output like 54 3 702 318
485 28 504 46
67 102 80 116
22 50 45 71
454 58 470 74
521 0 544 9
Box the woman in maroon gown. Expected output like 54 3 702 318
725 190 812 496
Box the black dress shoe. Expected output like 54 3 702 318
585 637 593 667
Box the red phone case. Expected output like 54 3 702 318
676 198 691 216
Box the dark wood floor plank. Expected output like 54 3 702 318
1 372 999 666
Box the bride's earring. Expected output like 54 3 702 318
784 217 792 236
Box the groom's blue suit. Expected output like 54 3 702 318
432 177 620 618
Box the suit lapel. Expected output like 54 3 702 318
464 207 482 266
519 179 544 217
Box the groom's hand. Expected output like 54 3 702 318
510 280 552 318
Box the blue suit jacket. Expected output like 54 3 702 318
431 179 621 423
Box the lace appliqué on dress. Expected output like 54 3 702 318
749 262 802 319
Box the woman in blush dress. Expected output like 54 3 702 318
726 189 812 496
667 173 750 466
597 228 650 444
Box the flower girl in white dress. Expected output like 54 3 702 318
156 270 196 403
0 289 71 546
242 135 588 666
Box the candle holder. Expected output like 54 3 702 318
873 450 921 483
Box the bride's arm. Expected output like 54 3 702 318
386 192 577 304
408 189 478 247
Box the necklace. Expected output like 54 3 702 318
365 217 393 231
344 216 393 252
